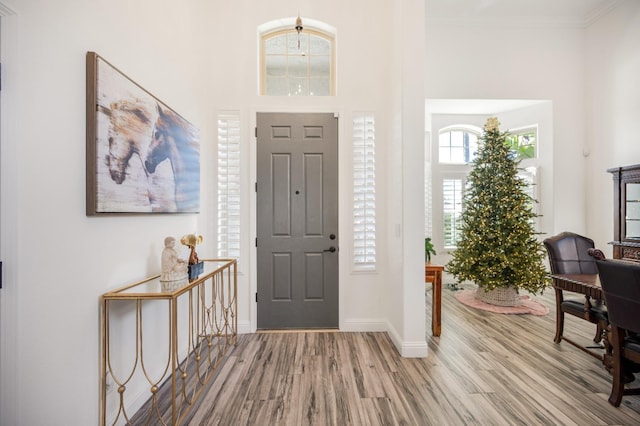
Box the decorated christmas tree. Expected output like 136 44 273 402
446 117 549 303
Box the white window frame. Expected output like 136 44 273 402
260 26 335 96
507 126 538 161
438 125 480 165
437 170 470 250
510 126 540 226
433 125 480 251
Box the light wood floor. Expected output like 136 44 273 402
184 284 640 425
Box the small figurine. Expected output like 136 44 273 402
161 236 188 282
181 233 204 279
181 233 203 265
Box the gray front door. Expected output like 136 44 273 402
256 112 338 329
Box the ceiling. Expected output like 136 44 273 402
425 0 623 27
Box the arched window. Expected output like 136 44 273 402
438 126 480 164
260 18 335 96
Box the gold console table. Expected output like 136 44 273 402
100 259 237 425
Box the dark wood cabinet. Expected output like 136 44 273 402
608 164 640 261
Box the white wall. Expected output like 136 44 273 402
425 20 588 236
585 0 640 255
0 2 20 424
396 0 428 357
0 1 210 424
0 0 427 423
499 101 554 238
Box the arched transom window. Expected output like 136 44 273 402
260 20 335 96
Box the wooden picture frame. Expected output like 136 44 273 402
86 51 200 215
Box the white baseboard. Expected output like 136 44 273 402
398 340 429 358
386 321 428 358
340 318 387 332
237 320 252 334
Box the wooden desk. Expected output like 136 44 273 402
425 264 444 336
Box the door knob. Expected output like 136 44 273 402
324 246 337 253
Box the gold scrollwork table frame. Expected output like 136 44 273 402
100 259 237 425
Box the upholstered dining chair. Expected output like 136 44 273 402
543 232 608 357
594 258 640 406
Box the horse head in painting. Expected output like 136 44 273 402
144 105 200 211
103 99 156 184
144 105 181 175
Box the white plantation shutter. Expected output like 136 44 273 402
217 111 241 261
519 166 537 204
353 114 376 269
443 178 463 248
519 166 539 226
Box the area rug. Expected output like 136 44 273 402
455 289 549 315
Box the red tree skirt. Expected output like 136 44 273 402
455 289 549 315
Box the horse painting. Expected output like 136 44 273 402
144 105 200 212
88 52 200 214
